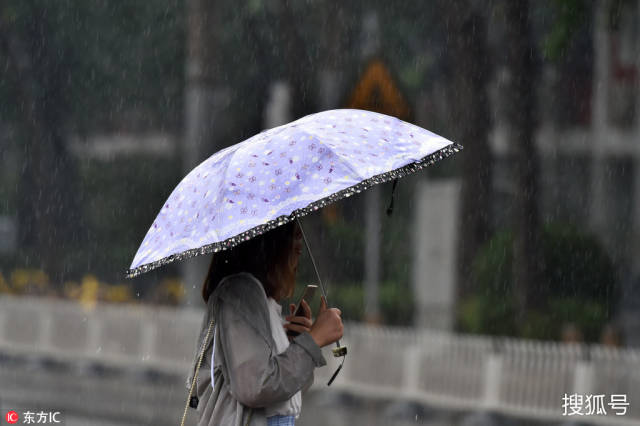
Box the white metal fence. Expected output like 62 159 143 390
1 295 638 425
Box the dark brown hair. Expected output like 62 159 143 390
201 221 298 303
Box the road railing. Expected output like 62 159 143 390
0 294 638 424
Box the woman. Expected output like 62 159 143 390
186 221 343 426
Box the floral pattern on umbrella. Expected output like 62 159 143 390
127 109 461 278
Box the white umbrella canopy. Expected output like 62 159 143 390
126 108 462 278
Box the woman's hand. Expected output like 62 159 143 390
309 296 343 347
283 299 313 339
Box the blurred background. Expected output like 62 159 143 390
1 0 639 425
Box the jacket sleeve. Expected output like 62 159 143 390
218 288 326 408
301 370 314 394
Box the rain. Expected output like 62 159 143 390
0 1 639 425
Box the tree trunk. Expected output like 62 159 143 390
503 0 545 316
317 0 346 110
277 0 316 119
273 0 347 301
447 2 493 304
182 0 229 306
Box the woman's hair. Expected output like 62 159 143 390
201 221 298 303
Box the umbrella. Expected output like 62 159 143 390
132 109 462 425
126 108 461 279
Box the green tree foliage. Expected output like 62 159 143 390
542 0 590 61
1 0 185 132
0 0 185 283
458 223 619 342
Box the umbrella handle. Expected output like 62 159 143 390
332 342 347 357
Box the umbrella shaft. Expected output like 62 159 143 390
296 218 342 350
296 218 329 303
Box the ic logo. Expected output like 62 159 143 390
5 410 19 424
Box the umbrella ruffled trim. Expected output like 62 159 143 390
125 142 463 278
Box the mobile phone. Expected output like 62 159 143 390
286 284 317 337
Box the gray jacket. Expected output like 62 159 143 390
186 272 327 426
